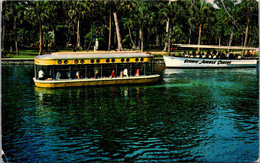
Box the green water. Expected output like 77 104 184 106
2 65 259 162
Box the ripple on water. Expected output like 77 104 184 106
2 66 258 162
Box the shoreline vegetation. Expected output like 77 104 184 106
2 1 258 58
2 49 259 59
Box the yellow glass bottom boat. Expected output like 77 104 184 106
33 52 160 88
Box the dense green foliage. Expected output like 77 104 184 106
1 0 258 55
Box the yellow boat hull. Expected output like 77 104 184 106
33 75 160 88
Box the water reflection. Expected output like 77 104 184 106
2 65 259 162
32 84 216 161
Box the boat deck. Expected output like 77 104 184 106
33 75 161 88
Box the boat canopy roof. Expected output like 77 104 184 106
174 44 258 50
35 52 153 60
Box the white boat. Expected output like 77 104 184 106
163 44 258 68
164 56 257 68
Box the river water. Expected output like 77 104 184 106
2 65 259 162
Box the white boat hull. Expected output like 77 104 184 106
163 56 258 68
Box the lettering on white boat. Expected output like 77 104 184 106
184 59 199 63
183 59 232 65
199 60 216 64
217 60 231 64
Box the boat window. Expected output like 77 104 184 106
106 59 110 63
111 58 115 63
135 58 139 62
96 59 100 63
58 60 62 64
121 58 124 62
91 59 94 63
103 64 116 77
126 58 130 62
35 65 49 80
118 63 130 76
71 65 85 79
132 63 144 76
74 60 79 64
86 65 102 78
53 65 70 79
80 59 84 64
64 60 68 64
146 62 153 75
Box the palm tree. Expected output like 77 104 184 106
236 0 258 56
112 1 124 51
189 0 216 52
68 1 89 50
26 1 54 55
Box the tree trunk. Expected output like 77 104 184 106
128 26 136 49
161 34 164 48
108 9 112 51
156 34 159 47
76 19 81 50
87 22 93 52
242 18 250 57
2 23 5 50
140 26 144 52
167 24 172 54
163 0 171 51
189 28 191 44
46 39 48 52
14 18 19 56
39 20 43 55
113 11 123 51
219 37 221 46
163 18 169 51
228 25 234 51
67 22 71 46
197 23 202 53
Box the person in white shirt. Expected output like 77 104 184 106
38 69 45 80
56 71 61 80
76 71 80 79
123 68 128 77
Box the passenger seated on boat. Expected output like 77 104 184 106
250 54 254 59
135 69 140 76
120 70 123 77
208 54 212 58
67 71 71 79
76 71 80 79
56 71 61 80
38 69 45 80
185 52 189 57
190 51 196 57
225 51 230 58
213 54 217 59
110 70 116 78
182 51 187 57
94 70 99 79
201 52 206 58
123 68 128 77
237 55 242 59
245 51 250 58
